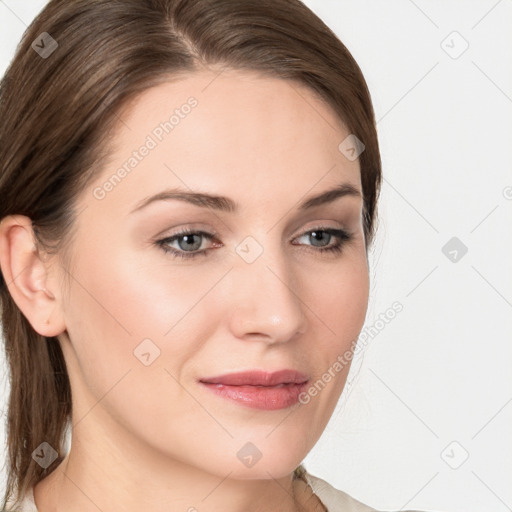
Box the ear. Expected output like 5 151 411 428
0 214 66 337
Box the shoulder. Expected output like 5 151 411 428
301 466 436 512
302 469 377 512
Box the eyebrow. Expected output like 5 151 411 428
129 182 361 214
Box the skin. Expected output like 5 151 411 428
0 69 369 512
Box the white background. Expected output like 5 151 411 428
1 1 511 511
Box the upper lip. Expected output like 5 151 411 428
199 369 309 386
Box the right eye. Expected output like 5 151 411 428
155 229 220 260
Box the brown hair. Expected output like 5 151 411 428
0 0 381 507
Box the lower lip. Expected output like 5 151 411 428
200 382 308 410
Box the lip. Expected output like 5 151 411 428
200 369 309 386
199 370 309 410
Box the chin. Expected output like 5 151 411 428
172 434 307 482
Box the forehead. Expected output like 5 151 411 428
85 69 361 214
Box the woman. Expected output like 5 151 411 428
0 1 434 511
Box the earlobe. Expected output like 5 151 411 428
0 214 66 337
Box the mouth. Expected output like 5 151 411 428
199 369 309 410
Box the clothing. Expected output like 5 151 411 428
4 464 428 511
296 465 376 511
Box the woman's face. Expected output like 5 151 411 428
55 69 369 479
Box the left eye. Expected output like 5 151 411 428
156 227 352 260
294 229 343 248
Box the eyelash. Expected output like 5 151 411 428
155 226 353 260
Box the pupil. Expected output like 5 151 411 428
181 234 200 251
312 231 329 246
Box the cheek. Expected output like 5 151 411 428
316 252 369 345
68 233 210 339
60 246 166 396
61 253 205 443
304 255 369 410
62 237 226 398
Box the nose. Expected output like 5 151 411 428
227 242 308 345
